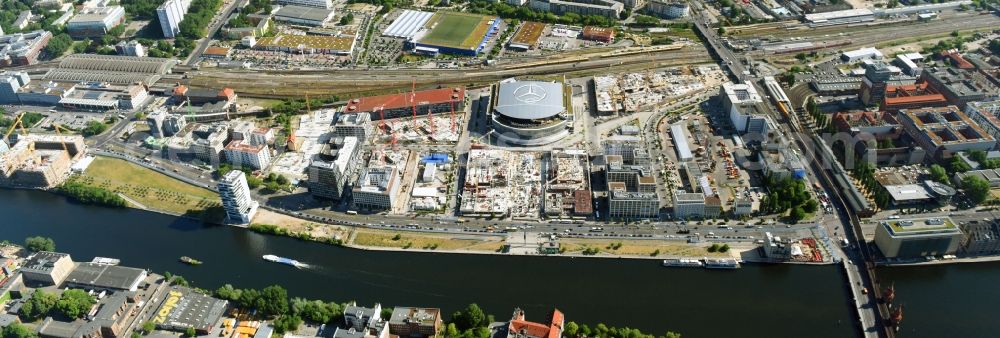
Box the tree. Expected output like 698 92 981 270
961 175 990 205
929 164 949 184
719 244 730 253
445 323 459 338
802 199 819 213
717 26 725 35
215 284 242 301
272 315 302 334
2 323 38 338
290 298 342 323
664 332 681 338
564 322 579 337
238 288 262 310
141 321 156 334
789 207 806 222
260 285 290 317
82 120 109 136
579 324 592 337
950 156 972 173
24 236 55 252
55 289 97 319
20 290 58 320
452 303 486 331
184 327 197 337
171 275 189 286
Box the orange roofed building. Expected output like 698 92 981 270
505 308 564 338
883 81 947 113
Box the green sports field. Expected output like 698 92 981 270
418 12 494 50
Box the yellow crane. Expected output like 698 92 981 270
3 112 30 146
51 124 72 154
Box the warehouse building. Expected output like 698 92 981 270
381 10 435 39
63 262 147 292
490 79 570 146
345 87 465 119
840 47 883 63
874 217 963 259
151 286 228 334
273 5 335 27
20 252 74 286
276 0 332 8
803 8 874 27
67 6 125 38
255 34 355 55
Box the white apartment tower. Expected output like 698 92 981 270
218 171 259 225
157 0 191 38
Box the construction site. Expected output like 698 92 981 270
459 148 543 219
592 65 726 115
0 112 88 188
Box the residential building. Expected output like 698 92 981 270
504 308 563 338
0 71 31 104
20 251 74 286
874 217 963 259
897 106 996 160
276 0 333 9
732 196 753 216
190 124 228 165
529 0 624 18
672 190 705 220
645 0 689 19
114 40 146 57
353 166 401 210
223 140 271 170
14 11 35 30
965 101 1000 141
388 307 442 338
67 6 126 38
334 112 374 141
0 30 52 67
218 170 259 224
157 0 191 38
308 136 360 200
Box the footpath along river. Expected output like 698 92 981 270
1 189 868 337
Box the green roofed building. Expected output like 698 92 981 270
874 216 963 259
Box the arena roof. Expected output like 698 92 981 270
345 87 465 113
57 54 176 74
494 80 565 120
382 10 435 39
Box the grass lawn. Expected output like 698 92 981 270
75 157 221 218
351 229 502 251
420 12 487 49
560 238 732 257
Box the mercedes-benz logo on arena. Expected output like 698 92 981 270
513 84 547 104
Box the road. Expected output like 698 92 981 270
691 6 887 337
185 0 243 66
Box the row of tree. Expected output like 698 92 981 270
57 182 128 208
851 161 891 208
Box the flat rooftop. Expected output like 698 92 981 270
256 34 354 51
345 87 464 113
882 217 958 235
64 262 146 290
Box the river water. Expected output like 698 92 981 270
1 189 873 337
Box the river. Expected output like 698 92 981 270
0 189 868 337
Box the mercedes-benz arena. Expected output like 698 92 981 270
490 79 570 146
